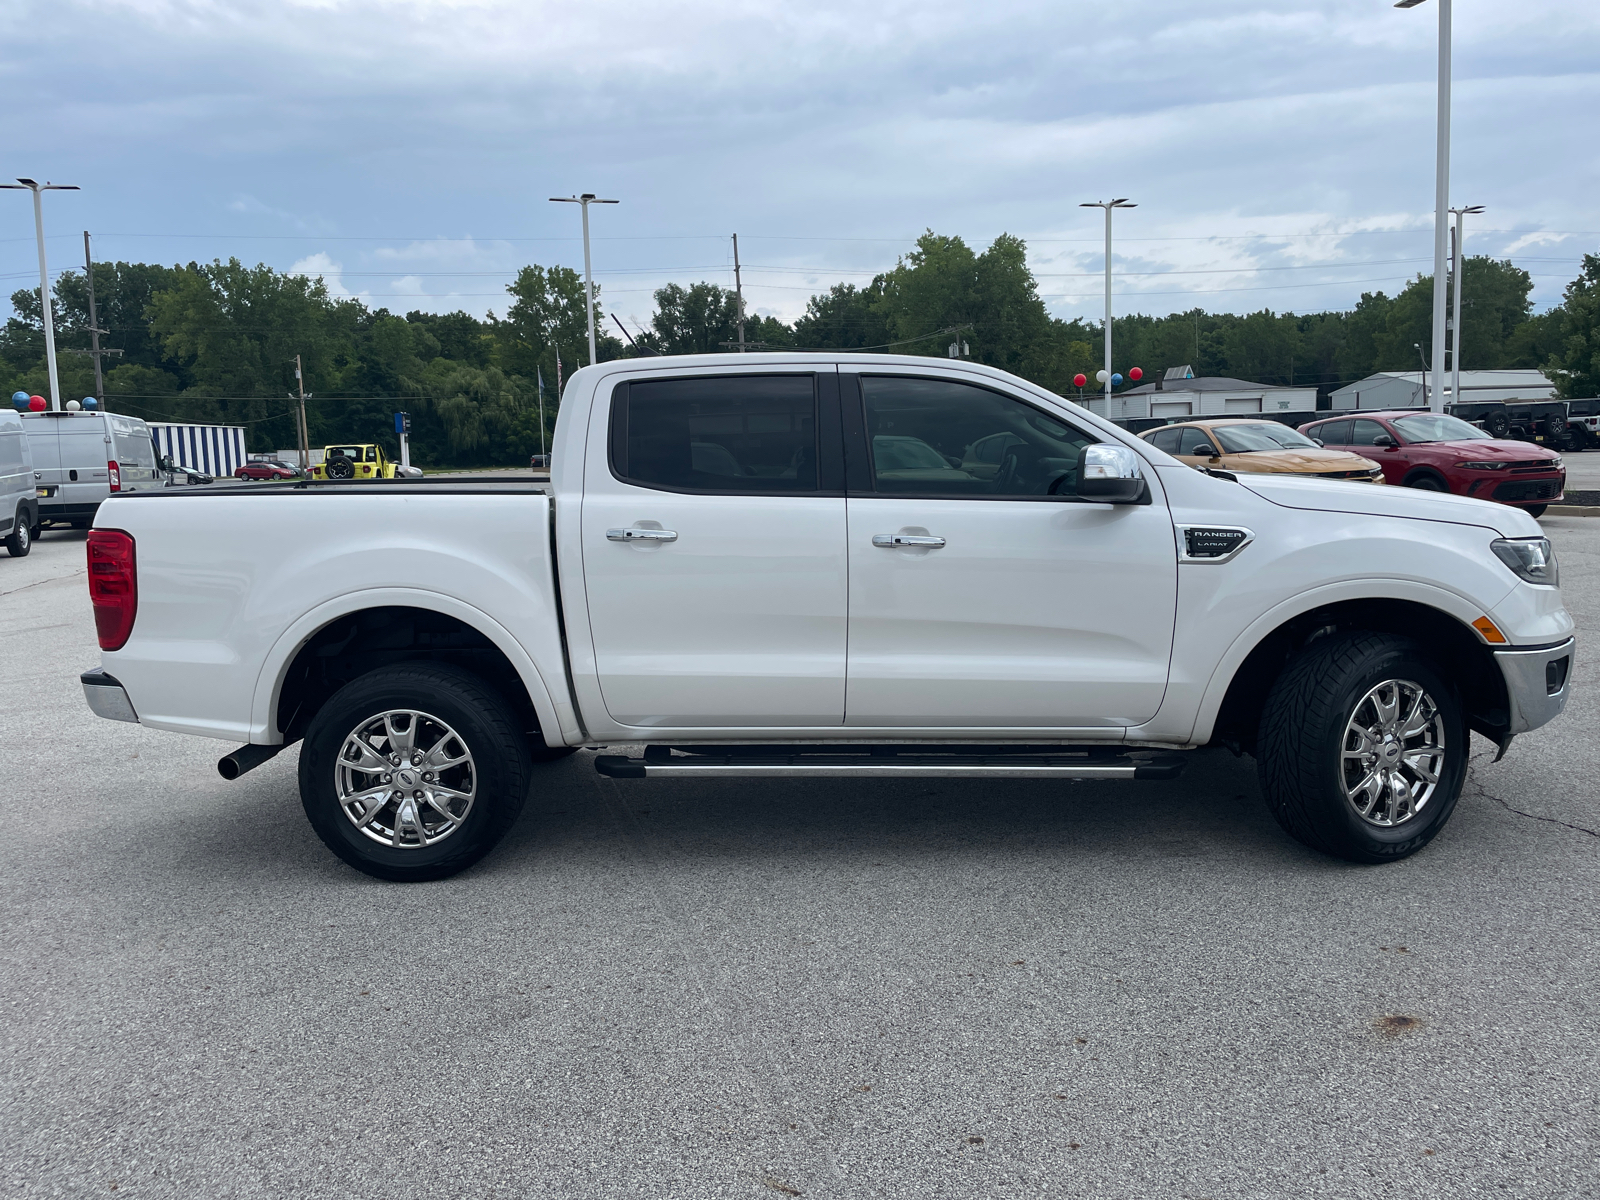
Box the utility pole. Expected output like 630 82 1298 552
65 232 122 404
733 233 746 351
549 193 619 366
1394 0 1452 413
1080 198 1137 411
2 178 80 411
293 355 311 471
1448 204 1485 408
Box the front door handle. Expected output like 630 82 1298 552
608 527 678 542
872 534 945 548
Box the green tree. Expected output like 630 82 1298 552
1552 252 1600 398
791 281 890 349
641 281 740 354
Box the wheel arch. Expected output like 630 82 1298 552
1400 465 1452 490
1198 593 1509 754
250 589 573 749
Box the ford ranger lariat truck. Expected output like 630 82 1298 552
79 355 1574 881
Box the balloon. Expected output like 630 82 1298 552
28 395 46 411
65 400 81 411
1073 373 1087 388
1095 370 1109 383
1111 373 1124 386
1128 367 1143 382
83 396 98 409
11 392 27 410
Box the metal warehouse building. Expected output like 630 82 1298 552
1331 369 1557 410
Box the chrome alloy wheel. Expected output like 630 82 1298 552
1340 679 1447 828
334 709 476 848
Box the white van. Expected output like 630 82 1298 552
23 410 161 528
0 408 39 556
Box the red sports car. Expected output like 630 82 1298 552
235 460 300 481
1299 410 1564 516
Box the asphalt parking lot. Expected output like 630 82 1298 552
2 519 1596 1200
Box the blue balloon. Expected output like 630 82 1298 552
11 391 28 410
82 396 98 409
1111 372 1124 386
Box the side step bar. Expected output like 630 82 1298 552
595 745 1187 782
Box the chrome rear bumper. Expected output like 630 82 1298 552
81 668 139 723
1495 638 1574 735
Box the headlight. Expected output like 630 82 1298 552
1491 537 1559 586
1456 461 1507 470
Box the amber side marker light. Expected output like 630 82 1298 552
1472 616 1508 645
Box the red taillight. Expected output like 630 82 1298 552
87 529 137 651
107 460 121 492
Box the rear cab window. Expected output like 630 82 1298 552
610 374 826 494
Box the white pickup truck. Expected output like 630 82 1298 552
80 354 1575 881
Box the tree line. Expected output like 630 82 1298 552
3 232 1597 466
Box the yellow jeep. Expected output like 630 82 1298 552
309 444 396 481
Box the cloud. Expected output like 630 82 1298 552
2 0 1597 322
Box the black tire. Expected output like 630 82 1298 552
1257 632 1468 863
29 524 42 541
1404 474 1447 491
5 510 31 557
326 455 355 480
298 662 531 882
1484 410 1511 439
1524 504 1547 518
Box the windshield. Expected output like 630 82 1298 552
1211 423 1319 454
1393 413 1491 442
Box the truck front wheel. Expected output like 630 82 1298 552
299 663 531 881
1257 632 1467 863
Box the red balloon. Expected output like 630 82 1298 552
1129 367 1143 382
1073 373 1087 388
27 395 46 411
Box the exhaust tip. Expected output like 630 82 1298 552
217 754 243 780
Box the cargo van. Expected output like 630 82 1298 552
0 408 39 556
22 410 161 528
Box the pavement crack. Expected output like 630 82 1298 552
0 570 86 597
1485 793 1600 839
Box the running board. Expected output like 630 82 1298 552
594 744 1187 781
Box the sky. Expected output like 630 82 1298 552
2 0 1597 332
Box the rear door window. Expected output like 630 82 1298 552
1147 427 1182 454
612 374 820 493
1313 419 1352 445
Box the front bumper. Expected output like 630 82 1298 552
82 668 139 723
1495 638 1574 735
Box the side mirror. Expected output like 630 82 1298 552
1075 443 1150 504
1193 443 1218 458
1373 434 1397 447
1311 438 1325 447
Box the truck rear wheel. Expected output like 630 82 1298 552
1257 632 1467 863
299 662 531 881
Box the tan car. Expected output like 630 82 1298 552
1141 419 1385 483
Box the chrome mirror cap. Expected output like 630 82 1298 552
1076 443 1151 504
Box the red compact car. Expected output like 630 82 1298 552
234 460 300 481
1299 410 1565 516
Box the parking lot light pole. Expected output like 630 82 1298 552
1080 199 1136 410
2 178 80 411
1395 0 1451 412
549 193 619 366
1449 204 1485 406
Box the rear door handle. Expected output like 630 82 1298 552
608 527 678 542
872 534 945 548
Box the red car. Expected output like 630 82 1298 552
235 460 300 481
1299 410 1565 517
